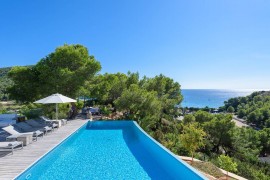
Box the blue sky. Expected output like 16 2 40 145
0 0 269 89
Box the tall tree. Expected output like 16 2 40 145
8 66 40 102
203 114 235 154
231 127 261 162
114 84 162 130
180 123 206 161
0 67 13 99
183 114 195 124
227 106 235 113
35 44 101 98
89 73 127 105
143 74 183 117
8 44 101 102
194 110 213 123
258 128 270 156
126 71 139 88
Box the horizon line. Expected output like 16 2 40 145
181 88 270 91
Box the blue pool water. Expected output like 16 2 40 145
17 121 206 180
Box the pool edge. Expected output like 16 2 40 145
132 121 208 180
15 120 208 180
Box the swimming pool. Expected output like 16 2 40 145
16 121 206 179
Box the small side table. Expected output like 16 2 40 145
17 134 33 146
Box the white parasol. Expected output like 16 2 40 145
34 93 76 119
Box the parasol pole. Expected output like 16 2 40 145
56 103 58 120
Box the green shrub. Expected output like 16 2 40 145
22 108 43 119
76 101 84 110
100 105 111 116
0 109 7 114
19 103 42 119
234 159 270 180
41 103 70 119
53 111 68 119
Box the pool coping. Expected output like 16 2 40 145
15 120 207 180
132 121 208 180
14 119 88 179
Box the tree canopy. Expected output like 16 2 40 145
4 44 270 180
8 44 101 102
180 123 206 161
87 73 183 132
218 155 238 178
87 72 128 105
0 67 14 99
223 91 270 128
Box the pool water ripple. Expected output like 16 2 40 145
17 121 206 180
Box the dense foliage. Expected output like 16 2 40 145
0 67 11 78
180 123 206 161
218 155 237 174
4 44 270 179
84 72 183 133
8 44 101 102
0 67 13 99
223 91 270 128
176 111 270 179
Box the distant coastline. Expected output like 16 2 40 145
181 89 267 108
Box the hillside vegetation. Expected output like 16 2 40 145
0 67 13 99
3 44 270 179
0 67 12 77
0 66 34 100
224 91 270 128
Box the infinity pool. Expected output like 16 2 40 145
17 121 206 179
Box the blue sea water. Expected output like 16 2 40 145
181 89 258 108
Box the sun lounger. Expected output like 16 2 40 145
40 116 61 128
25 120 53 134
38 121 59 130
0 113 17 127
2 125 43 141
42 116 68 126
14 123 45 137
35 119 58 130
14 122 50 135
0 141 23 155
61 119 68 125
14 122 42 132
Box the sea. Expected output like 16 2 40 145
0 89 266 135
181 89 262 108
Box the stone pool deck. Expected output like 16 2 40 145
0 119 87 180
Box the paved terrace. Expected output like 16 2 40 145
0 119 87 180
